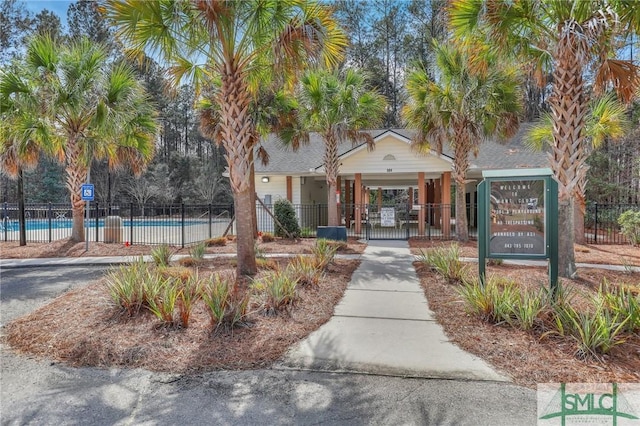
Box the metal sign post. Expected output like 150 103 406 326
478 168 558 294
81 184 95 251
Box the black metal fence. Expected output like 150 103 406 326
1 202 234 247
2 201 637 246
584 203 640 244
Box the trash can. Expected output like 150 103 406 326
104 216 122 243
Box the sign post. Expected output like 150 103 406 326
478 168 558 294
81 184 95 251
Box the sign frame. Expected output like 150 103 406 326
478 168 558 292
81 184 95 201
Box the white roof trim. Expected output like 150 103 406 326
313 129 454 172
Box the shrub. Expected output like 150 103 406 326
105 258 149 316
287 256 323 287
189 242 207 260
178 257 198 268
261 232 275 243
177 274 203 328
254 241 266 259
252 269 299 315
256 257 278 270
146 276 180 325
618 210 640 246
312 238 338 270
300 227 314 238
597 280 640 334
274 199 300 238
202 273 249 331
151 244 172 267
418 244 468 283
158 266 193 283
457 276 519 324
206 237 227 247
511 288 546 330
553 302 628 360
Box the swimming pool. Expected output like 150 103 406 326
1 218 211 232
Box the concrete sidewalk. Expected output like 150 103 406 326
277 240 509 382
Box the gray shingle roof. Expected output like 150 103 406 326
255 126 548 174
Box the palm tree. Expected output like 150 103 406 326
104 0 346 278
449 0 640 276
403 40 521 242
5 35 158 243
0 66 52 245
284 69 386 226
525 94 629 244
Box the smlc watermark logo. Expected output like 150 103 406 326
538 383 640 425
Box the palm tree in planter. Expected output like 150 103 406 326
105 0 346 278
1 35 158 243
284 68 386 227
449 0 640 276
525 94 629 244
403 40 521 242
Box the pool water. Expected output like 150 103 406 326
1 218 210 232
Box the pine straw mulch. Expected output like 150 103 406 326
412 241 640 389
409 239 640 267
0 236 367 259
3 257 360 373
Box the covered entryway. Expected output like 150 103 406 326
320 130 454 240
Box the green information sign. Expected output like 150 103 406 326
478 168 558 292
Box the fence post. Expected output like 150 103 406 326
181 203 185 248
95 202 99 242
48 202 52 243
3 202 7 242
130 202 134 245
594 202 598 245
208 204 212 239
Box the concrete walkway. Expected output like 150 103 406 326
277 240 508 382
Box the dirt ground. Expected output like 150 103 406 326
0 236 367 259
2 237 638 388
410 240 640 389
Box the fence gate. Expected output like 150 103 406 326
365 203 410 240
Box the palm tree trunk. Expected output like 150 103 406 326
452 128 470 241
455 180 468 242
548 39 587 278
324 133 339 226
218 68 257 279
17 168 26 246
65 139 88 243
574 195 586 245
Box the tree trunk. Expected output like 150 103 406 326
324 133 340 226
17 168 26 246
65 140 88 242
452 127 470 242
559 198 577 278
218 66 257 279
234 186 257 278
455 180 468 242
249 149 258 238
548 32 588 277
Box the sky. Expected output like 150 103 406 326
24 0 74 26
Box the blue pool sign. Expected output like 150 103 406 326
81 184 95 201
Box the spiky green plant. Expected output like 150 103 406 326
252 269 299 315
554 302 628 360
178 274 203 328
105 257 150 316
189 242 207 261
456 276 520 324
202 273 248 331
151 244 172 267
312 238 338 270
146 276 180 325
418 244 468 283
596 280 640 334
287 255 323 287
511 288 546 330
